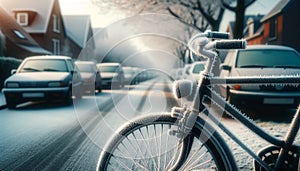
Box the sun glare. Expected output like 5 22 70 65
59 0 126 28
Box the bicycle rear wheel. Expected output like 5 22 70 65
97 113 236 170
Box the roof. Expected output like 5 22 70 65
97 62 121 66
227 15 264 37
243 45 298 52
25 55 72 60
243 15 264 37
261 0 291 22
18 44 52 54
0 6 51 55
63 15 92 48
0 0 55 33
75 61 96 65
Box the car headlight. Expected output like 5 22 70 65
6 82 19 88
48 81 61 87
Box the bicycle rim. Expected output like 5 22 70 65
97 114 234 171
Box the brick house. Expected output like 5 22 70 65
63 15 95 60
0 0 95 59
245 0 300 52
0 6 50 59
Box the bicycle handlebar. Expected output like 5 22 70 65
215 40 247 49
207 31 230 39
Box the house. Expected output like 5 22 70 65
245 0 300 52
226 15 264 40
0 0 95 59
0 6 51 59
63 15 95 60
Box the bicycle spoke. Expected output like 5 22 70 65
99 114 233 170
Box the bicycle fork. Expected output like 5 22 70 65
275 105 300 170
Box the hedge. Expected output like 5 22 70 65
0 57 22 90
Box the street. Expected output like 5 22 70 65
0 79 299 171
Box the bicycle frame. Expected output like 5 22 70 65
176 34 300 170
197 75 300 171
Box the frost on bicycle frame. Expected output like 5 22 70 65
94 14 300 171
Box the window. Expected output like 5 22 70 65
20 59 67 72
236 50 300 68
269 19 278 40
52 14 60 33
13 30 26 39
52 39 60 55
16 13 28 26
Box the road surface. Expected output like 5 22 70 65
0 79 299 170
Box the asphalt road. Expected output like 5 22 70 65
0 79 178 171
0 79 299 171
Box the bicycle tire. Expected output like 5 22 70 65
97 113 237 171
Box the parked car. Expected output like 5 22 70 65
189 61 206 81
2 56 82 109
219 45 300 108
123 66 139 85
75 61 102 94
97 62 125 89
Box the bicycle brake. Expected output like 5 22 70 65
170 106 187 119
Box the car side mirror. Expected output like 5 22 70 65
220 64 231 71
11 69 17 75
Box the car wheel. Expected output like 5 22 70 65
97 87 102 93
64 90 72 105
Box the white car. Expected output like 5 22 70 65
2 56 82 109
97 62 125 89
219 45 300 108
75 61 102 94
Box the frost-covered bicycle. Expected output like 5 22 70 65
97 31 300 171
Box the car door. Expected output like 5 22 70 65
67 59 82 87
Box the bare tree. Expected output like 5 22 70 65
92 0 225 32
221 0 257 38
166 0 225 32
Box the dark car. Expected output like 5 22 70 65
97 62 125 89
2 56 82 109
219 45 300 108
75 61 102 94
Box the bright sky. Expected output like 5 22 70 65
59 0 280 30
59 0 126 28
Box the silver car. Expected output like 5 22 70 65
97 62 125 89
2 56 82 109
75 61 102 94
219 45 300 108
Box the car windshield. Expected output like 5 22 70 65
236 50 300 68
20 59 68 72
192 64 205 73
77 64 94 72
99 65 119 72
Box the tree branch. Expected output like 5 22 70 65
221 0 236 11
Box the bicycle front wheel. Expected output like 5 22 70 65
97 113 236 170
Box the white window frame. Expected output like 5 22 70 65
52 14 60 33
52 39 60 55
17 13 28 26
